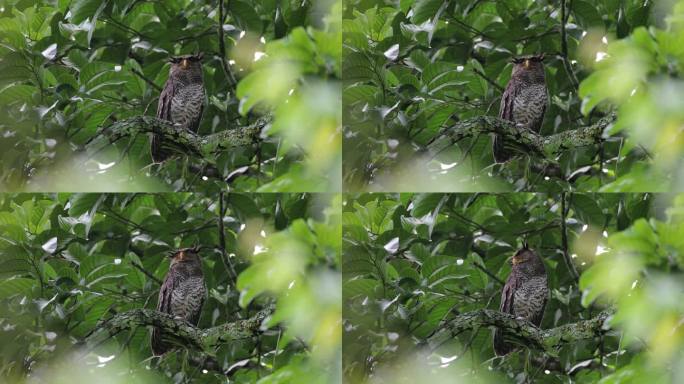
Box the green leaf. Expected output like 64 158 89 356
230 0 263 32
573 0 603 28
68 194 101 216
344 278 380 299
412 0 443 24
0 84 35 104
411 194 444 217
0 278 35 299
70 0 105 24
343 84 378 106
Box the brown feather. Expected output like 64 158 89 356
150 248 206 355
492 55 547 163
150 55 205 162
493 247 548 356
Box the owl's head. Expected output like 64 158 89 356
510 246 546 275
510 54 545 81
169 245 202 265
168 53 204 80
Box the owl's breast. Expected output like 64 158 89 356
512 275 548 321
170 83 206 131
512 83 548 131
170 275 206 320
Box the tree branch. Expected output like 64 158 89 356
560 193 580 283
560 0 580 90
86 306 273 354
428 309 612 356
218 191 238 287
130 68 162 92
472 68 504 93
217 0 237 89
130 260 163 285
428 114 616 159
86 116 266 159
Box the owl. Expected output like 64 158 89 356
151 246 206 355
493 245 548 356
151 53 206 162
493 54 548 163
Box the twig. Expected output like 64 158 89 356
131 260 163 285
512 28 558 42
560 193 580 283
218 0 237 89
174 29 215 42
560 0 579 90
473 260 505 286
472 68 504 93
218 192 238 287
469 245 505 286
130 68 162 92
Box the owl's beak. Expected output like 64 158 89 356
510 254 525 265
181 58 189 69
523 59 530 69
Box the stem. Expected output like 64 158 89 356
560 193 580 283
218 192 238 287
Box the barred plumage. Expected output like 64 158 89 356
493 54 548 163
151 247 206 355
493 246 548 356
151 53 206 162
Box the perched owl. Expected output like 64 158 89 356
151 53 206 162
493 54 548 163
493 245 548 356
151 246 206 355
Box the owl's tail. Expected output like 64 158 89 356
493 328 513 356
150 327 168 356
150 133 171 163
492 134 511 163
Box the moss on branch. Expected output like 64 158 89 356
86 307 273 354
428 309 612 356
429 114 616 158
86 116 267 159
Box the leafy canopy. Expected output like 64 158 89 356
342 192 683 383
342 0 667 192
0 0 341 192
0 192 341 383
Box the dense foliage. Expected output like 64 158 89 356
343 192 684 382
0 0 341 192
342 0 671 192
0 192 341 383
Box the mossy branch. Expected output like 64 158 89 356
429 114 616 158
86 116 267 159
428 309 612 356
85 307 273 354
